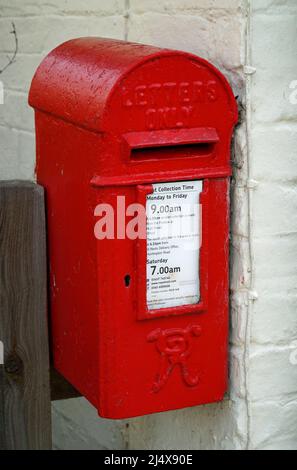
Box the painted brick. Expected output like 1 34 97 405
252 182 297 236
251 293 297 345
52 398 126 450
252 0 297 12
0 90 34 132
129 0 241 13
0 0 125 17
230 236 252 291
231 185 249 238
128 12 242 75
230 291 249 346
250 13 297 123
251 124 297 182
0 125 19 179
253 234 297 293
247 3 297 450
0 54 43 93
229 346 247 400
128 398 247 450
0 16 125 55
250 401 297 450
18 131 35 180
249 346 297 401
232 123 249 186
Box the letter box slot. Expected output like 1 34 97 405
130 143 214 161
126 126 219 163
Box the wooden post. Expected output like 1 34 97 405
0 181 51 450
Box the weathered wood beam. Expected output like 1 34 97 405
0 181 51 450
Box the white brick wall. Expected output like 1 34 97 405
0 0 296 450
247 0 297 450
52 398 126 450
0 0 126 180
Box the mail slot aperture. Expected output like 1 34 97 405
130 143 215 161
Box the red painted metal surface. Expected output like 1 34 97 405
29 38 237 419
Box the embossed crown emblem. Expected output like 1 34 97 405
147 325 202 393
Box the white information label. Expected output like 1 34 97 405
146 180 202 311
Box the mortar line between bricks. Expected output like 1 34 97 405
0 123 34 134
118 9 241 17
0 51 42 56
253 231 297 238
250 397 297 406
254 118 297 125
233 180 297 187
249 336 297 348
124 0 130 42
0 13 126 20
1 88 28 95
252 9 297 17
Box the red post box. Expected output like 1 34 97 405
29 38 237 419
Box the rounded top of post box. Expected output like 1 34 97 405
29 37 238 133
